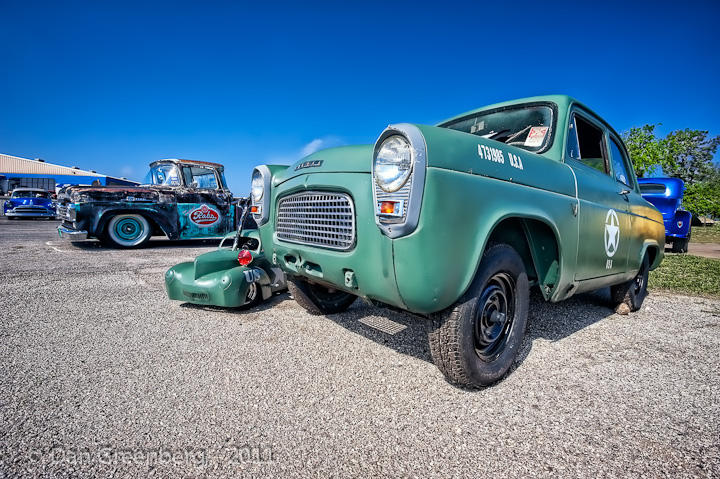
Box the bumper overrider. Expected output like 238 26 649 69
57 225 88 240
253 124 440 313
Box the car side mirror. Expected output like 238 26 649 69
190 181 198 189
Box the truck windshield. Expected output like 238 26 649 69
441 104 554 152
143 164 182 186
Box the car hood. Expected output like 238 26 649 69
62 185 175 202
272 145 373 186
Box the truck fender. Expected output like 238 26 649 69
95 206 178 240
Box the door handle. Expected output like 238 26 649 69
618 189 630 196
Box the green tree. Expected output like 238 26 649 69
663 129 720 184
622 124 668 177
682 168 720 218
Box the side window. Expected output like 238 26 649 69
568 114 608 174
183 166 219 189
609 137 632 187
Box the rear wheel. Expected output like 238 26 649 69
610 253 649 313
104 214 151 248
288 278 356 315
671 235 690 254
428 244 529 388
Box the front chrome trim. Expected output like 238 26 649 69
275 191 356 251
372 123 427 239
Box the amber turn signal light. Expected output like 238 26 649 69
379 201 397 215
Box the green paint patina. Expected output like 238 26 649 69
253 95 665 315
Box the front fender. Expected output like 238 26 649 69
393 168 577 314
93 205 178 239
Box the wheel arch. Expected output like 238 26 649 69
640 240 663 271
482 215 562 301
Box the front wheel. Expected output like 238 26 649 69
104 214 151 248
428 244 529 388
610 253 649 313
288 278 356 315
242 281 263 309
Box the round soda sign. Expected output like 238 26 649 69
189 204 220 227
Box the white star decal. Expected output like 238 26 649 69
604 209 620 258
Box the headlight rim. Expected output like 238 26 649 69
374 134 414 193
250 169 264 202
371 123 428 240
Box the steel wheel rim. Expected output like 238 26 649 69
115 217 143 241
474 272 516 361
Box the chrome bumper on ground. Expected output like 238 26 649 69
57 225 88 241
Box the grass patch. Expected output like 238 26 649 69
649 253 720 298
692 224 720 244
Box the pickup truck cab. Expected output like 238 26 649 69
250 95 665 387
57 159 237 248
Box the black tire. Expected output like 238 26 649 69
428 244 530 388
288 277 357 315
671 236 689 254
610 253 649 313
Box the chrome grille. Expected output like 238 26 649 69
276 191 355 250
56 204 68 218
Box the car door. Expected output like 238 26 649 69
176 165 235 239
565 110 630 280
608 134 648 275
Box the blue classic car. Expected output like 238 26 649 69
3 188 57 219
638 177 692 253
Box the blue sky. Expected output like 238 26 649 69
1 0 719 194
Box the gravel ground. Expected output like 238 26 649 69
1 217 719 478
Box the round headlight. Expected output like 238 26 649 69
250 170 264 202
374 135 413 192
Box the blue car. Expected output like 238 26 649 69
638 177 692 253
3 188 57 219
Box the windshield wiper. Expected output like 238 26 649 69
481 129 510 141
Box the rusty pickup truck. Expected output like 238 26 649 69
57 159 238 248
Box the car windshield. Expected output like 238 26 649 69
142 164 182 186
441 104 554 152
12 190 49 198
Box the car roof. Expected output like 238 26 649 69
12 188 48 193
150 158 224 169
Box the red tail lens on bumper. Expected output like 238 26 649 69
238 250 253 266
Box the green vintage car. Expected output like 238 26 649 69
249 95 665 387
165 200 287 308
